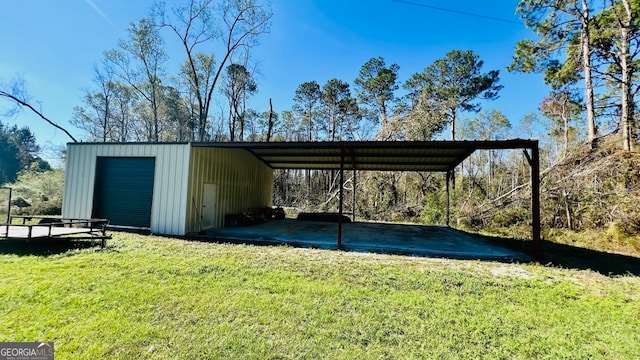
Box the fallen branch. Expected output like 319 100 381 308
0 90 77 142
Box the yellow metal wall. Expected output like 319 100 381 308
62 143 191 235
186 147 273 232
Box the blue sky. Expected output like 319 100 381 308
0 0 547 162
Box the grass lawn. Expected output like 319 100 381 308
1 233 639 359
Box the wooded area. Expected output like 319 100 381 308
0 121 50 185
1 0 639 245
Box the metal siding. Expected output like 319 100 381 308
185 148 201 233
61 147 76 217
150 145 190 235
151 146 169 233
62 143 190 235
186 147 273 233
186 149 197 233
151 146 164 232
176 147 190 234
156 146 170 232
86 146 98 216
63 144 98 219
62 146 78 218
153 144 189 235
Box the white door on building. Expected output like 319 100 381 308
202 183 217 229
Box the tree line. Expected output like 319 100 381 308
2 0 639 235
71 0 271 142
70 0 640 149
510 0 640 152
70 0 507 145
0 120 50 185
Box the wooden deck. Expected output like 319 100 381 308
1 217 111 247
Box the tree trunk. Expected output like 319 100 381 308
562 101 569 158
450 109 457 189
102 105 109 142
451 109 456 140
380 101 388 128
620 0 634 151
563 189 573 230
152 94 159 142
267 98 274 142
306 169 311 204
580 0 597 146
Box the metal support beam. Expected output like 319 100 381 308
446 171 451 227
2 187 11 238
352 168 357 221
2 187 12 224
337 148 345 248
523 146 542 260
531 145 542 260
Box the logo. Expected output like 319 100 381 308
0 342 54 360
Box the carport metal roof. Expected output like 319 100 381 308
192 139 538 172
192 140 541 260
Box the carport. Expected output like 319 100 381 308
193 140 541 259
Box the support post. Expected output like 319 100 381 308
337 147 345 248
3 187 11 237
446 171 451 227
523 147 542 260
531 145 542 261
352 168 357 221
6 187 11 224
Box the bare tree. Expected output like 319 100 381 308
106 18 167 142
71 63 118 142
156 0 271 141
539 89 582 159
1 77 77 142
222 63 257 141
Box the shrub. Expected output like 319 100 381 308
13 198 62 216
4 169 64 217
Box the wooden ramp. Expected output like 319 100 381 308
1 217 111 247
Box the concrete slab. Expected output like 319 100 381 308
203 219 530 261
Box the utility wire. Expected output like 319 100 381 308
393 0 523 25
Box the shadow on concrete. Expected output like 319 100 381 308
482 235 640 276
196 219 531 262
0 237 103 257
198 220 640 275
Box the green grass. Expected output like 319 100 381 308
1 233 639 359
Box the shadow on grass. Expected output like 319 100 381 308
541 241 640 276
0 237 104 257
485 236 640 276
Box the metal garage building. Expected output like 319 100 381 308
62 143 273 235
62 140 540 257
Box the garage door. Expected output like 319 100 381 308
92 157 155 228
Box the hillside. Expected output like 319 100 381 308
537 138 640 256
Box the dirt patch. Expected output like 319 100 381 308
489 265 535 279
